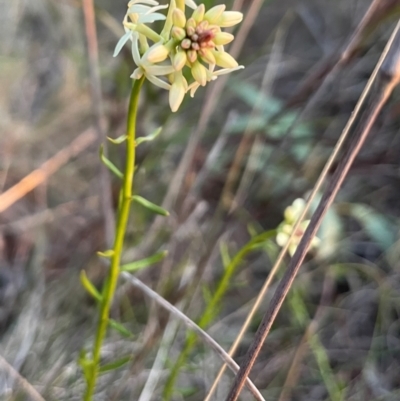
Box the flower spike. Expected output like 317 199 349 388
115 0 244 111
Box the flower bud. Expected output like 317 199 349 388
217 11 243 27
213 50 238 68
187 49 198 63
181 38 192 50
204 5 226 24
192 4 205 23
197 20 209 31
213 32 234 45
284 198 305 224
191 42 200 51
172 8 186 28
186 17 197 30
199 48 216 64
146 43 169 63
186 26 196 36
169 72 188 112
191 60 207 86
173 50 187 71
171 26 186 41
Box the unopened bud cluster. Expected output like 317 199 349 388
276 198 320 256
114 0 244 111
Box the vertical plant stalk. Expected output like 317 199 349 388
84 77 145 401
225 20 400 401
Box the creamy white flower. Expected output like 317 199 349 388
114 0 168 57
114 0 243 112
188 64 244 97
130 32 174 90
169 71 188 112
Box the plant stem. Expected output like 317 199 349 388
163 231 274 400
84 76 145 401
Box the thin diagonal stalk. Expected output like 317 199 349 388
121 272 265 401
225 20 400 401
162 232 274 400
84 77 145 401
204 16 399 401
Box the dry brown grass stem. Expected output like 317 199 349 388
82 0 115 246
0 354 45 401
0 128 96 214
287 0 400 108
225 18 400 401
120 272 266 401
204 14 400 401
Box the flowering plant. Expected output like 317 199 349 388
114 0 244 111
80 1 243 399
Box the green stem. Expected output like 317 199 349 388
84 76 145 401
163 231 275 400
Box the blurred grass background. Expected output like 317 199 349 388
1 0 400 400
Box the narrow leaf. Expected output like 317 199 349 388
219 242 231 268
121 250 167 272
80 271 102 302
109 319 133 338
79 349 93 383
100 145 123 179
132 195 169 216
201 285 213 304
99 356 131 373
348 203 395 251
107 135 127 144
135 126 163 146
97 249 114 258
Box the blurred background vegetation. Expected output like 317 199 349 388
1 0 400 400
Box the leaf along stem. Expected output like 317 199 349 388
84 76 145 401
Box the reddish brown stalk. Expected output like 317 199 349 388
287 0 400 108
225 19 400 401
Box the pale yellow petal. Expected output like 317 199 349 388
191 61 207 86
204 5 226 24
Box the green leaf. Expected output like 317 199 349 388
99 356 131 373
109 319 133 338
99 145 123 179
177 386 197 397
219 242 231 269
136 126 162 146
80 271 102 302
107 135 127 144
121 250 168 272
230 82 282 116
97 249 114 258
132 195 169 216
348 203 396 251
78 349 93 383
247 229 277 247
201 285 213 304
247 224 258 238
